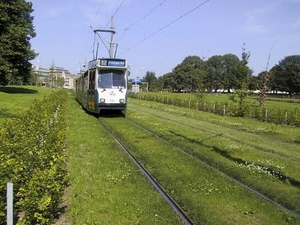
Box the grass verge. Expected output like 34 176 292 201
126 99 300 212
102 115 300 225
65 91 184 224
0 86 57 120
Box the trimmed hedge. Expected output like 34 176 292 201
130 93 300 126
0 90 68 224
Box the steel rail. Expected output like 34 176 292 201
98 118 195 225
127 118 300 220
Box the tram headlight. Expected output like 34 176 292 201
100 98 105 103
119 99 125 103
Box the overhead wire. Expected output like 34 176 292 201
118 0 210 57
86 0 168 59
83 0 210 61
90 0 105 27
79 0 105 68
115 0 167 44
105 0 126 28
89 0 126 58
127 0 167 30
92 0 126 57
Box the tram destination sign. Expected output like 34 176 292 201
100 59 126 67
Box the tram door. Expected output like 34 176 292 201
87 69 96 112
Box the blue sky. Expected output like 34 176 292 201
29 0 300 79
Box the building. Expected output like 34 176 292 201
32 65 78 89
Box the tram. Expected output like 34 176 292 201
75 58 130 115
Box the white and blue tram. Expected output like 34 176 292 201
75 58 130 115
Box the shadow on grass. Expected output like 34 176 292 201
0 108 15 119
0 86 38 94
75 99 125 118
169 130 300 189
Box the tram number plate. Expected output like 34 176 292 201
109 91 116 102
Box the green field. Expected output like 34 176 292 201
65 92 184 224
1 86 300 224
131 92 300 126
134 91 300 110
0 86 58 119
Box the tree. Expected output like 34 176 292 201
257 70 270 105
57 76 65 89
228 44 253 116
205 55 223 92
143 71 157 91
257 47 273 105
159 72 174 92
268 65 282 92
234 43 252 90
181 56 206 91
270 55 300 96
48 64 58 88
221 54 240 92
0 0 37 86
205 54 246 93
181 55 205 70
162 56 204 92
156 76 165 91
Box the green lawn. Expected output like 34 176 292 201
65 91 184 224
1 86 299 224
0 86 57 119
137 91 300 110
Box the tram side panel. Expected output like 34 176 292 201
86 69 96 113
75 71 89 111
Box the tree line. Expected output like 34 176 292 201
142 54 300 97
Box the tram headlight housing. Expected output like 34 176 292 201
119 99 125 103
100 98 105 103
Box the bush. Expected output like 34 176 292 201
0 90 68 224
129 93 300 126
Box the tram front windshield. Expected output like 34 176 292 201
98 70 125 89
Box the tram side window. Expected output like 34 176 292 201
83 71 88 91
89 70 95 90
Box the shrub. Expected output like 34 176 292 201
129 93 300 126
0 90 68 224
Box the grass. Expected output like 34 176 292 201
131 93 300 143
1 86 299 224
124 98 300 219
0 86 183 224
102 112 300 224
0 86 57 119
65 91 184 224
136 92 300 110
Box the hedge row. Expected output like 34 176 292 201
0 90 68 224
130 94 300 126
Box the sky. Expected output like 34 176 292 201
28 0 300 79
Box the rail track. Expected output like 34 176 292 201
98 117 195 225
127 118 300 219
96 109 300 223
125 105 300 219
